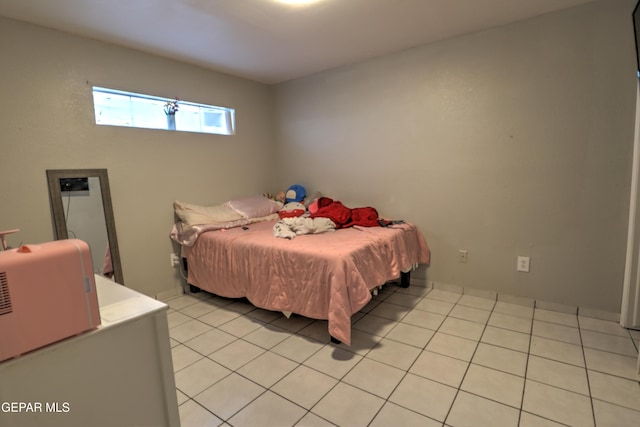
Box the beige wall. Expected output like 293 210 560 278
1 0 637 313
273 0 637 312
0 16 276 297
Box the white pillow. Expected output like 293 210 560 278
174 200 243 229
224 195 283 219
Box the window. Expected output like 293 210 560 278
92 87 235 136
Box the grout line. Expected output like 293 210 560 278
441 294 492 425
517 305 536 427
576 315 598 427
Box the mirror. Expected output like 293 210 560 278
46 169 124 285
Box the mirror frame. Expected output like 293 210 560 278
46 168 124 285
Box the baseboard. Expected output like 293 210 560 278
429 280 621 323
156 285 183 302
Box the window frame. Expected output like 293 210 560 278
91 86 235 136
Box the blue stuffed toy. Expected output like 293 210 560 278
285 184 306 204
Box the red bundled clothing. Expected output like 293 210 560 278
309 197 380 228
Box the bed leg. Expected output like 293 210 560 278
400 271 411 288
189 284 201 293
330 336 341 345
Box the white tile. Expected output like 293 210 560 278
179 399 223 427
385 322 434 348
446 391 519 427
534 308 578 327
389 373 457 422
426 288 462 303
197 309 241 328
312 382 385 427
236 351 298 388
364 337 420 370
384 292 422 308
426 332 478 361
342 358 405 398
580 329 638 357
432 281 463 294
472 343 527 376
183 328 237 356
414 297 455 315
344 329 382 356
245 308 282 323
270 313 314 332
368 301 411 321
481 325 531 353
303 344 362 379
180 301 219 319
526 355 589 395
295 412 335 427
588 370 640 411
297 320 331 343
532 320 581 345
529 335 584 367
243 324 291 349
592 398 640 427
176 389 189 406
458 293 496 310
448 304 491 324
271 365 338 409
353 313 398 337
169 319 214 343
194 373 265 421
174 358 231 397
493 300 534 319
208 339 265 371
370 402 441 427
224 300 256 314
461 364 524 408
522 380 594 427
410 350 469 387
227 391 306 427
166 294 202 310
270 334 325 363
205 295 235 307
488 312 532 334
519 411 566 426
217 315 264 337
401 309 446 330
172 344 204 372
438 317 485 341
168 311 192 329
578 316 629 337
583 347 640 381
397 282 432 297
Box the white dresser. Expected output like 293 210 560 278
0 275 180 427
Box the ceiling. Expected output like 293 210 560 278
0 0 598 84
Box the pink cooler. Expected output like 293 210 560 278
0 239 101 362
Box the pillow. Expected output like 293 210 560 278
224 195 283 219
174 200 243 229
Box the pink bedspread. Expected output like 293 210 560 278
183 220 430 345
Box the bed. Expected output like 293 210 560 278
170 196 430 345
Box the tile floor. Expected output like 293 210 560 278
166 281 640 427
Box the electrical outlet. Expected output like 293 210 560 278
458 250 468 264
170 253 180 268
517 256 530 272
